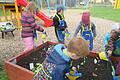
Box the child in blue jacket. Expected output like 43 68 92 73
34 37 89 80
104 23 120 47
105 26 120 75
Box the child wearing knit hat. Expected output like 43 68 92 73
74 12 96 51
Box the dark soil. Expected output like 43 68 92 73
17 44 54 70
72 56 113 80
17 44 113 80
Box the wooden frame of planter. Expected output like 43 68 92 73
5 41 54 80
5 41 120 80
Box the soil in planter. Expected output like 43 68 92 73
72 56 113 80
17 44 55 70
17 44 113 80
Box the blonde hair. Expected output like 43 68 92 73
68 37 89 58
25 2 37 14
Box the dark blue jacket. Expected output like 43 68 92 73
53 13 67 30
47 44 71 80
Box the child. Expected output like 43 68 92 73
34 37 89 80
74 12 96 51
21 2 46 52
53 6 68 43
104 23 120 47
106 26 120 75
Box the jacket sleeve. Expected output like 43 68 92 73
53 16 59 28
91 22 96 37
74 22 82 37
107 38 115 51
28 15 44 32
64 21 68 29
104 32 110 47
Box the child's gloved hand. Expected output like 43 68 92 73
62 29 70 37
41 31 47 39
65 32 70 37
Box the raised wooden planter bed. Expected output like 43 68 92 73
5 41 120 80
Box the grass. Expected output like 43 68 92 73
0 61 8 80
0 8 9 16
91 6 120 22
0 71 8 80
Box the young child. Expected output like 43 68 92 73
106 26 120 75
74 12 96 51
53 6 68 43
21 2 46 52
104 23 120 47
34 37 89 80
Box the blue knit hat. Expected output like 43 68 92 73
56 5 64 12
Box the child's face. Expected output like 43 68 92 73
68 51 80 60
60 10 64 14
110 30 116 36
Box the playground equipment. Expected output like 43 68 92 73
0 0 22 29
114 0 120 9
0 0 53 29
17 0 53 27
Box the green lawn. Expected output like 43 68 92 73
0 71 8 80
91 6 120 22
0 61 8 80
0 8 9 16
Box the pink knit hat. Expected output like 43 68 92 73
82 12 90 26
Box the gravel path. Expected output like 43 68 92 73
0 9 117 61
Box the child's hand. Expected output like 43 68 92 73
72 66 77 71
93 37 95 40
65 28 68 32
107 50 112 57
42 31 47 35
41 31 47 39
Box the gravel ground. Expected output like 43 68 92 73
0 9 116 61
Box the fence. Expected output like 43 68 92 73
29 0 114 9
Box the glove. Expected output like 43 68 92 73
41 31 47 39
65 29 70 37
65 31 70 37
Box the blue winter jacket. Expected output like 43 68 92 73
46 44 71 80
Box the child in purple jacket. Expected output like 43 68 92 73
21 2 46 52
